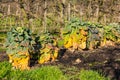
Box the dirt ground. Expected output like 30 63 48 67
0 44 120 80
57 46 120 80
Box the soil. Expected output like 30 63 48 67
0 51 8 62
0 44 120 80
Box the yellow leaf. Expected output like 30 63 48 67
41 47 51 53
79 42 86 49
53 39 57 46
53 49 58 59
38 59 45 64
64 37 73 48
73 42 78 50
80 29 88 36
38 53 51 64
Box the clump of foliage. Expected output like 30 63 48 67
86 24 102 49
0 61 12 79
60 18 87 51
78 69 110 80
109 23 120 41
5 27 35 70
60 18 120 50
101 25 116 46
60 18 102 51
38 32 59 64
99 23 120 46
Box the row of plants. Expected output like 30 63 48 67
5 27 59 70
0 61 110 80
59 18 120 51
5 18 120 70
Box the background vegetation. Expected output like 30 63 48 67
0 0 119 51
0 0 120 31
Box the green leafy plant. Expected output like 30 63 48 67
78 69 110 80
109 23 120 42
61 18 87 50
86 25 101 49
60 18 102 50
100 25 117 46
5 27 35 70
38 32 59 64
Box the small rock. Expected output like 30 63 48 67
73 58 81 64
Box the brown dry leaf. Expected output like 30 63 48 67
73 58 81 64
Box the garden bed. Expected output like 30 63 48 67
0 44 120 80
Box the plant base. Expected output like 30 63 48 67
8 54 30 70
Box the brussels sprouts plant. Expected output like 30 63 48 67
5 27 35 70
38 32 59 64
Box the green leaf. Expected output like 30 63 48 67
57 39 64 47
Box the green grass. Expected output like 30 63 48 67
78 69 110 80
0 61 12 79
0 61 67 80
0 61 110 80
28 66 67 80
